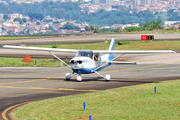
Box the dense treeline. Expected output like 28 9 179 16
0 1 178 26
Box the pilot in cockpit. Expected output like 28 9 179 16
81 52 85 56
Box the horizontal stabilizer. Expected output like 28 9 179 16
110 61 137 65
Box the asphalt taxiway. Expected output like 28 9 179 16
0 53 180 120
1 33 180 119
1 33 180 45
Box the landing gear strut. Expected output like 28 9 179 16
95 71 111 81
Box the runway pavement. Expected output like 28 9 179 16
1 33 180 45
0 53 180 120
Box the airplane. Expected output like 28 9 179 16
3 38 176 82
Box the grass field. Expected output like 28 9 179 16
129 30 180 34
0 57 63 67
32 40 180 50
14 80 180 120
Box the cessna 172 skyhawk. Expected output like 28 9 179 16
3 38 176 82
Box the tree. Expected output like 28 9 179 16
46 26 55 32
114 28 120 33
19 31 24 34
2 27 4 31
22 18 27 23
62 23 74 30
124 26 141 32
85 26 89 31
142 20 163 31
28 13 44 21
74 26 80 31
90 25 94 32
7 30 12 35
3 15 8 21
178 25 180 30
36 21 41 25
94 27 99 33
53 21 60 24
170 26 177 30
26 29 30 34
13 18 23 24
43 19 53 22
102 28 106 33
59 22 80 30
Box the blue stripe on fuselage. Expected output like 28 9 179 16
72 63 110 74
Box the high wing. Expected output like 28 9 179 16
3 45 78 53
93 50 176 54
3 45 176 54
109 61 137 64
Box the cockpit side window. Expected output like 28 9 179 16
94 54 99 61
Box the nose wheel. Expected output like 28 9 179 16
65 73 78 81
65 73 71 80
65 73 82 82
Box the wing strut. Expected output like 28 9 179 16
49 51 71 67
91 54 124 73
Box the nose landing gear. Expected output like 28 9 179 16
65 73 71 80
65 73 82 82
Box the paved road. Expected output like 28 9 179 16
0 53 180 120
1 33 180 45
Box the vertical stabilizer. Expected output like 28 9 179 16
108 38 116 60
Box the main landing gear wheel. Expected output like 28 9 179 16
105 74 111 81
77 75 82 82
65 73 71 80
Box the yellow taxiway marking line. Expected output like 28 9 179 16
3 78 180 120
0 86 98 92
45 77 64 79
2 100 40 120
0 79 47 86
2 102 27 120
116 58 126 60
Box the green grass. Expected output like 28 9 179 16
125 30 180 34
14 80 180 120
32 40 180 50
0 57 64 67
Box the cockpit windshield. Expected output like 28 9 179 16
76 50 93 58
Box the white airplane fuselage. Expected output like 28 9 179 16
70 54 110 74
